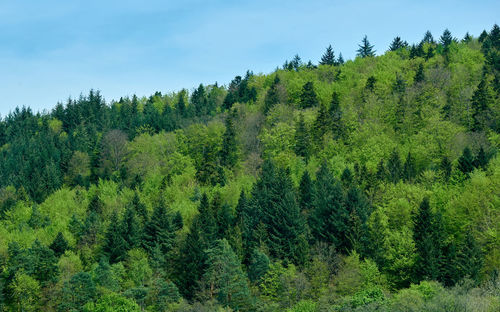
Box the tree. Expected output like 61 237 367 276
320 45 336 65
475 146 488 169
11 273 40 312
387 149 402 183
389 36 407 51
120 204 141 250
329 91 344 139
402 151 417 182
191 83 207 116
103 211 127 263
176 89 187 117
100 129 128 175
59 272 97 312
458 231 483 284
264 75 282 113
440 156 452 181
298 170 313 214
83 293 141 312
337 53 345 65
357 35 375 58
440 29 454 51
294 113 310 160
413 198 440 282
414 63 425 84
345 187 372 256
313 103 329 144
199 239 252 310
143 199 175 255
470 78 491 131
457 147 475 175
309 162 348 251
50 232 69 257
220 111 238 168
422 30 435 44
299 82 319 108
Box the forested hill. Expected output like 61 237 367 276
0 26 499 312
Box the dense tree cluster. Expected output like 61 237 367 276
0 25 499 311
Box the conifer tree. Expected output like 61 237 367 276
414 63 425 84
376 159 387 181
470 78 491 131
313 103 330 144
329 91 344 139
220 111 238 168
345 187 371 256
478 30 489 43
199 239 252 310
294 113 310 160
300 81 319 108
120 205 141 250
440 29 454 51
463 32 472 43
248 249 270 283
264 75 281 113
440 156 452 181
143 199 175 255
103 211 127 263
298 170 313 214
357 35 376 58
387 149 402 183
49 232 69 258
422 30 435 44
320 45 336 65
389 36 407 51
337 53 345 65
28 240 59 285
475 146 488 169
458 231 483 284
191 84 207 116
458 147 475 175
413 197 440 282
176 89 187 117
403 151 417 182
309 162 348 250
130 191 148 222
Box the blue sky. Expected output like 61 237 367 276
0 0 498 116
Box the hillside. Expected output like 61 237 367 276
0 26 499 311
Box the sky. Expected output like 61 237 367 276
0 0 498 116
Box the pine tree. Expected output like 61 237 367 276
463 32 472 43
328 91 344 140
376 159 387 181
220 111 238 168
298 170 313 214
422 30 435 44
489 24 500 49
440 156 452 181
191 84 207 116
248 249 270 283
88 193 103 215
440 29 454 52
414 63 425 84
130 191 148 222
300 81 319 108
403 151 417 182
176 89 187 117
103 211 127 263
59 272 96 311
475 146 488 169
264 75 281 113
387 149 402 183
458 147 475 175
313 103 330 144
458 231 483 284
345 187 371 256
357 35 376 58
199 239 252 310
320 45 336 65
337 53 345 65
49 232 69 257
389 36 407 51
470 78 491 131
143 199 175 255
294 113 310 160
28 239 59 285
309 161 348 251
413 197 440 282
478 30 489 43
120 205 141 250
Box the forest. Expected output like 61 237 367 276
0 25 499 311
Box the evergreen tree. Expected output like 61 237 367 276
478 30 489 43
458 231 483 284
300 81 319 108
376 159 387 181
320 45 336 65
172 211 183 231
357 35 376 58
345 187 371 256
337 53 345 65
309 162 348 251
365 76 376 91
414 63 425 83
470 78 491 131
440 156 452 181
313 103 330 144
458 147 475 175
220 111 238 168
248 249 270 283
463 32 472 43
130 191 148 222
191 84 207 116
120 205 141 250
176 89 187 117
389 36 407 51
440 29 454 52
49 232 69 258
329 91 344 139
402 151 417 182
413 198 440 282
475 146 488 169
298 170 313 214
143 199 175 255
387 149 402 183
28 239 59 285
294 113 310 160
264 75 281 113
59 272 96 312
102 211 127 263
199 239 252 311
422 30 435 44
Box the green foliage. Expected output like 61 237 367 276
357 35 376 58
